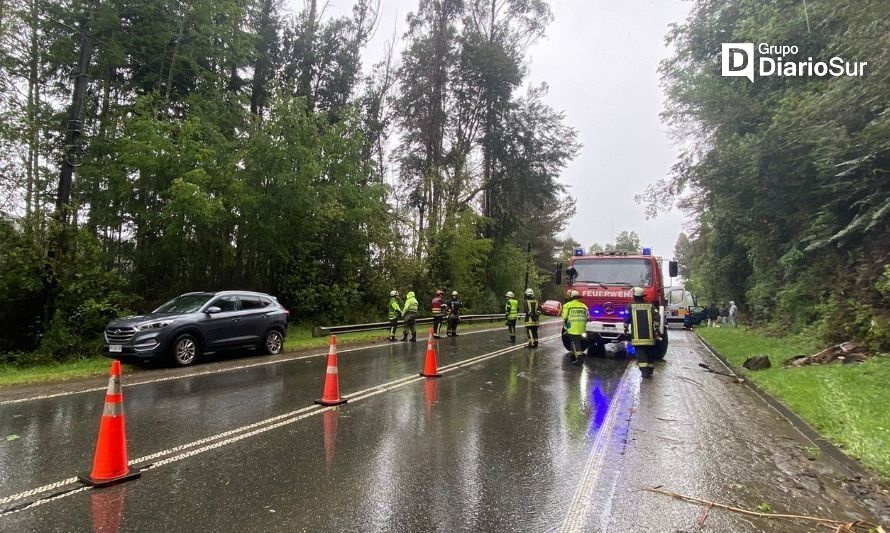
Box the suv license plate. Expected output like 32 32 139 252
109 345 122 353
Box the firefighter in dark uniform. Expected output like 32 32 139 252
387 290 402 341
504 291 519 343
523 288 540 348
431 290 445 339
624 286 661 378
445 291 463 337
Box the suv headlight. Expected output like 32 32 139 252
135 320 174 331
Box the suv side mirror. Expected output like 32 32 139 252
205 306 221 315
554 262 563 285
668 260 678 278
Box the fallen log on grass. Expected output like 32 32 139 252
782 341 871 367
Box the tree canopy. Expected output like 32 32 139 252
648 0 889 348
0 0 579 360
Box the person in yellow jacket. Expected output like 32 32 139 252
387 290 402 342
523 288 540 348
562 290 589 366
504 291 519 343
401 291 419 342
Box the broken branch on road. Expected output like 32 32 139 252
697 363 745 383
640 486 881 532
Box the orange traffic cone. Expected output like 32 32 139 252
79 361 141 487
315 335 347 406
420 328 442 378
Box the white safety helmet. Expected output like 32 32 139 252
390 290 399 297
505 291 514 298
452 291 458 296
524 288 534 297
632 287 645 297
569 290 580 299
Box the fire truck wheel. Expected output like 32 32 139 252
654 329 669 360
561 330 572 352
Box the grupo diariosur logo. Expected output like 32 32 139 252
721 43 867 82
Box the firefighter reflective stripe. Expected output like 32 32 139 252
637 362 655 368
631 303 655 346
525 300 540 325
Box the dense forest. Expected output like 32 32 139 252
646 0 889 348
0 0 579 361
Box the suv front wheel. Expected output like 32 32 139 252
262 329 284 355
171 333 201 366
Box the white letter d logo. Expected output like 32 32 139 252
722 43 754 82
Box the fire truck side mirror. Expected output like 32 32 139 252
566 266 577 281
669 260 679 278
554 262 563 285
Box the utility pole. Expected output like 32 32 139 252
523 242 531 290
45 1 96 323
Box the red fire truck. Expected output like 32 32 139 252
555 247 677 359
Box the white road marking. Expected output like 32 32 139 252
0 334 558 516
0 324 549 406
560 363 636 533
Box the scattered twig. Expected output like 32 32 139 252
676 375 706 388
656 417 678 422
696 501 713 528
698 363 745 383
641 486 880 531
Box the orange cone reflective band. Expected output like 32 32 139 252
79 360 141 487
420 328 442 378
315 335 347 406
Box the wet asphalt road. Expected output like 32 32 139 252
0 325 885 532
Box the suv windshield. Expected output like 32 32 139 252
153 293 214 313
571 259 653 287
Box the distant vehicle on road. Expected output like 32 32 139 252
103 291 289 366
665 286 697 324
540 300 562 316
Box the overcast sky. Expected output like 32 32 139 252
290 0 692 260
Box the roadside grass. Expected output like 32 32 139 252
0 319 523 388
697 326 890 479
0 357 135 388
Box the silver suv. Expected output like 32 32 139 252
103 291 289 366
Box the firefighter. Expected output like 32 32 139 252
623 286 661 378
431 290 445 339
401 291 419 342
562 290 589 366
445 291 463 337
523 288 540 348
387 290 402 341
504 291 519 343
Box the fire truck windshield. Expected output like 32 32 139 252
571 258 653 287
